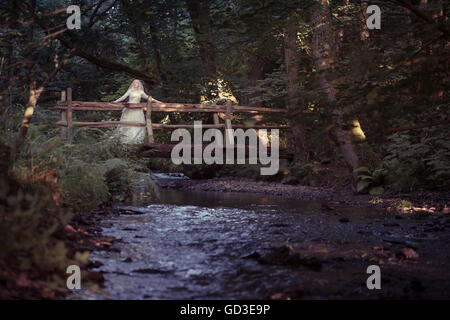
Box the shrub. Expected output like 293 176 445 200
353 166 386 195
282 162 320 185
382 126 450 192
59 160 109 212
0 143 75 298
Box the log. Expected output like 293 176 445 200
231 124 290 129
67 88 73 143
55 121 289 130
224 100 233 145
146 98 154 143
56 121 146 128
54 101 286 113
55 121 229 129
141 143 293 160
60 90 66 138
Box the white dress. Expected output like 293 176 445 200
114 89 160 144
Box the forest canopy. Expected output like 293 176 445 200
0 0 449 301
0 0 449 192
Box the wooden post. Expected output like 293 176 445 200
257 129 269 147
146 97 154 143
224 100 233 145
213 113 220 125
67 87 73 143
60 90 66 138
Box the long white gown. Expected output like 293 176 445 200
114 89 160 144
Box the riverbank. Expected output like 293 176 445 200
170 177 450 214
0 207 112 299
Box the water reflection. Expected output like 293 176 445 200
75 185 412 300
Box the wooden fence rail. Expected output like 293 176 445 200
54 88 290 143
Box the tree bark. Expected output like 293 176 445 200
246 55 265 107
16 51 71 150
311 0 359 176
147 9 177 123
134 24 149 74
185 0 217 75
148 15 166 84
17 76 43 146
284 19 306 159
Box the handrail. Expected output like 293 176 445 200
55 88 290 144
54 101 286 113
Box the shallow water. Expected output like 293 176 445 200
74 178 450 299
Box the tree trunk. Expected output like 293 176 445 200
311 0 359 176
185 0 217 75
284 19 306 159
246 55 265 107
134 24 149 74
148 16 165 84
17 77 43 147
148 11 177 124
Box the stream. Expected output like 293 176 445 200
75 174 450 299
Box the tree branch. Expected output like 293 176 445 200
28 3 160 86
393 0 449 38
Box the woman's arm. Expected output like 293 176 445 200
141 91 162 103
113 89 131 102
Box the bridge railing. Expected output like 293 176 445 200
54 88 290 143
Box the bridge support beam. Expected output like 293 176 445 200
146 97 154 143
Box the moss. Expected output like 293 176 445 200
393 199 413 210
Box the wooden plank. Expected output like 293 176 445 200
224 100 234 145
55 101 286 113
232 124 291 129
141 143 294 160
225 101 233 129
56 121 228 129
146 98 154 143
67 88 73 143
213 113 220 125
60 90 66 138
53 106 230 113
56 121 289 130
152 124 225 129
56 121 146 127
53 106 126 111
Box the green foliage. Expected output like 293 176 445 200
353 166 386 195
59 160 109 212
0 142 73 293
392 199 413 210
1 0 449 201
382 127 450 192
103 158 146 202
282 162 320 185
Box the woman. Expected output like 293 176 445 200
113 79 161 144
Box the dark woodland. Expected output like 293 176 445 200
0 0 449 302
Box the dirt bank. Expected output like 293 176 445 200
171 177 449 213
0 209 111 299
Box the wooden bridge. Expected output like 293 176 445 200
54 88 292 159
